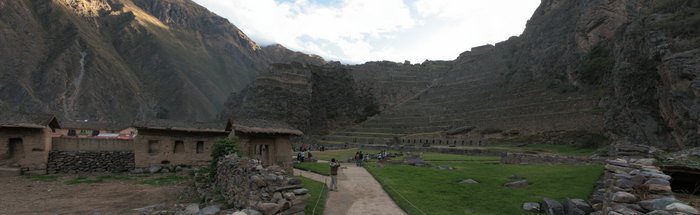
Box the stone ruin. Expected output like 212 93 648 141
215 155 310 215
588 158 699 215
523 158 700 215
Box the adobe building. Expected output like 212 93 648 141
0 112 60 175
227 118 303 173
132 120 229 168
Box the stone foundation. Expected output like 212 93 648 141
215 155 309 215
47 151 134 174
590 158 699 215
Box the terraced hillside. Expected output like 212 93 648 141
321 44 604 145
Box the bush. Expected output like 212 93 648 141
209 137 240 180
581 44 614 85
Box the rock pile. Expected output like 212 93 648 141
590 158 699 215
47 151 134 174
215 155 309 215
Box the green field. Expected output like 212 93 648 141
299 176 328 215
294 162 332 176
366 162 603 215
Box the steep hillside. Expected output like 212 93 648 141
0 0 269 122
224 63 379 133
320 0 700 150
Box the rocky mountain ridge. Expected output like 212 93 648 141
0 0 320 123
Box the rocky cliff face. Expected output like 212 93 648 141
0 0 270 122
224 63 379 134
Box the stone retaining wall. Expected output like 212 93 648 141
500 152 603 165
215 155 309 215
47 151 134 174
589 158 699 215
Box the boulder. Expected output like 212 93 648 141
256 203 281 215
645 210 672 215
241 209 263 215
505 180 528 189
567 199 592 214
287 178 302 185
292 188 309 195
542 198 564 215
638 198 679 211
438 165 452 170
129 168 145 174
195 205 220 215
665 202 700 214
646 184 672 193
611 191 637 203
644 178 670 186
184 203 200 214
523 202 541 212
148 166 163 174
459 179 479 184
612 205 643 215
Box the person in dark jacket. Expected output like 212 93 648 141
330 158 340 191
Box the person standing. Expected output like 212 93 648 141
330 158 340 191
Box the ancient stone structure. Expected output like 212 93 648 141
0 112 60 175
133 120 230 168
47 151 134 174
590 158 700 215
215 155 309 215
501 152 603 165
228 118 303 173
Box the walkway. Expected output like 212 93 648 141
294 164 406 215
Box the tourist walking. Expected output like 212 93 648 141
330 158 340 191
354 152 361 166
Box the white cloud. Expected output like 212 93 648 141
192 0 540 64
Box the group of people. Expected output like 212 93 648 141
296 151 313 162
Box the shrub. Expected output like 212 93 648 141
581 44 614 85
209 137 240 180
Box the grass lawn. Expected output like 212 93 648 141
294 162 331 176
419 153 500 162
299 176 328 215
366 162 603 215
491 144 600 156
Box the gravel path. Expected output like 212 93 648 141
295 164 406 215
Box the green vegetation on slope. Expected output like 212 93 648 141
366 162 603 215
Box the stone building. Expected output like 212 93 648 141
132 120 229 168
227 118 303 172
0 112 60 175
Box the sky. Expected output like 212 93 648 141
192 0 541 64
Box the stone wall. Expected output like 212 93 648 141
52 137 134 151
589 158 699 215
500 152 603 165
47 151 134 174
215 155 309 215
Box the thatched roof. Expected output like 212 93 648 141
132 119 228 133
0 112 60 129
227 118 303 136
61 120 129 131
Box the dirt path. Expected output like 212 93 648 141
295 164 406 215
0 175 187 214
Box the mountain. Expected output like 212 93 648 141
233 0 700 150
0 0 271 123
